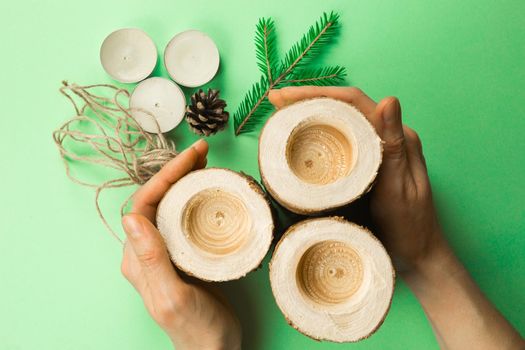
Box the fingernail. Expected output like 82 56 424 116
383 105 395 125
122 215 142 239
191 139 204 148
383 98 400 125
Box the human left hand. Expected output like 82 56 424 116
121 140 242 350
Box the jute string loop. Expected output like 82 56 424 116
53 81 178 243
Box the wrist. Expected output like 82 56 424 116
401 235 464 290
170 331 241 350
172 340 241 350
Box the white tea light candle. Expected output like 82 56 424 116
164 30 220 87
129 77 186 133
100 28 157 83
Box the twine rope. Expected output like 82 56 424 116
53 81 178 243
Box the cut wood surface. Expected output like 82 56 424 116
270 217 395 342
259 98 382 214
157 168 274 281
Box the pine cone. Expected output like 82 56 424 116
185 89 229 136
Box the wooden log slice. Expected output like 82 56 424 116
157 168 274 281
269 217 395 342
259 98 382 214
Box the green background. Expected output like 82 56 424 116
1 0 524 349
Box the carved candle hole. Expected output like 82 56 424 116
286 123 353 185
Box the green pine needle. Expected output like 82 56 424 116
282 66 347 86
233 76 274 134
278 12 340 76
234 11 344 136
255 18 280 83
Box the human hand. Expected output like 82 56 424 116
268 87 448 273
121 140 242 350
269 87 525 349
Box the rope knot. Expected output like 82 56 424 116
133 147 178 185
54 82 180 242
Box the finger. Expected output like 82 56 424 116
268 86 377 117
403 126 428 176
192 138 209 170
373 97 411 189
197 157 208 170
375 97 407 164
132 140 207 221
121 240 146 293
122 214 183 290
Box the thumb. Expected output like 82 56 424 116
373 97 411 190
122 214 183 286
376 97 408 164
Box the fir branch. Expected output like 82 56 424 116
278 12 340 76
282 66 347 86
255 18 279 83
234 12 342 135
233 76 274 135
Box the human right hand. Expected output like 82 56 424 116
268 86 447 273
269 87 524 349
